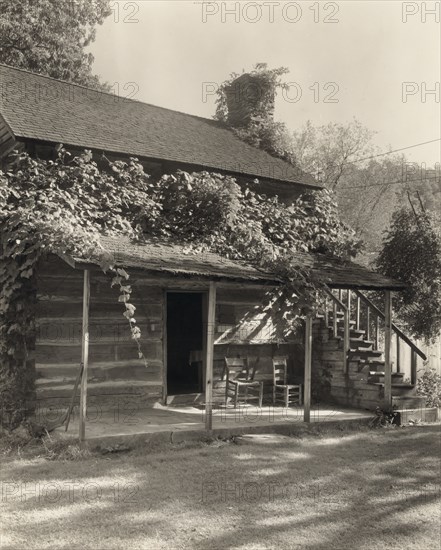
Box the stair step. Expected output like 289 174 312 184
370 382 417 397
368 372 405 383
338 328 366 338
392 395 427 410
349 349 383 359
350 338 374 349
335 320 357 327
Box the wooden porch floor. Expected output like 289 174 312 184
48 403 373 445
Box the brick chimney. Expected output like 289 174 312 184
225 73 275 127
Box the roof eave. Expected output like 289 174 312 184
55 253 282 286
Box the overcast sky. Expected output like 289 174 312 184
90 0 441 166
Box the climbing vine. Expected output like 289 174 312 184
0 147 359 429
215 63 299 166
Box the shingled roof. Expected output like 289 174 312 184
0 64 318 188
68 235 405 290
72 236 280 284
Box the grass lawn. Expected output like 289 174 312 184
1 424 440 550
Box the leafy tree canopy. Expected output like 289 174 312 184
0 0 111 89
377 208 441 342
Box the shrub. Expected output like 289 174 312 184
417 368 441 408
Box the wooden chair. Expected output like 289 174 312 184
272 356 302 407
223 357 263 408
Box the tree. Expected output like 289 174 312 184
377 208 441 342
291 119 375 189
0 0 111 89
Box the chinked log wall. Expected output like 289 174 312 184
35 256 163 412
35 256 300 412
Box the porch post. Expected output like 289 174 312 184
304 315 313 423
79 269 91 444
205 282 216 431
384 290 392 408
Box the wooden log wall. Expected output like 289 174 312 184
35 256 163 412
35 256 304 411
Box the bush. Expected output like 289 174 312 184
416 368 441 408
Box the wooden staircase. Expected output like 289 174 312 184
317 290 427 411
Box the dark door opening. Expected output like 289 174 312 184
166 292 204 395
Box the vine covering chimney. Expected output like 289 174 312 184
225 73 275 128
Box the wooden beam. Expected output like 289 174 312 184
162 290 168 404
384 290 392 408
304 315 313 423
333 299 337 337
376 315 380 350
366 306 370 341
79 269 91 444
356 296 360 331
205 282 216 431
343 308 350 374
411 350 417 385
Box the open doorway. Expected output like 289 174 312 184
166 292 204 395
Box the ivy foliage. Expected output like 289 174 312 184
215 63 289 124
377 208 441 342
215 64 299 166
0 148 359 428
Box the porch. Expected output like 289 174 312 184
49 403 373 446
33 238 431 445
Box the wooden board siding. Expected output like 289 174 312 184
35 255 164 411
212 287 300 402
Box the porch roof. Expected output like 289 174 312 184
69 235 405 290
290 251 406 290
73 235 281 284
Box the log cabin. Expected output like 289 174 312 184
0 64 429 434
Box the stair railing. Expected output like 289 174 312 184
324 287 350 374
321 288 427 385
354 290 426 385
